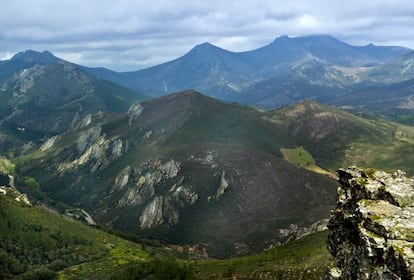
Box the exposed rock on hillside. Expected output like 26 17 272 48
327 167 414 279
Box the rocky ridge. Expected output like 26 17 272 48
327 167 414 279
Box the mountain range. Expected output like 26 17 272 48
85 35 414 125
4 34 413 124
7 89 414 258
1 34 414 278
82 35 411 102
0 51 146 155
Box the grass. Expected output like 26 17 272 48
343 122 414 175
0 190 149 279
270 102 414 174
280 146 330 175
193 231 332 280
0 157 15 175
1 178 333 280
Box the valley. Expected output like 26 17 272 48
1 34 414 279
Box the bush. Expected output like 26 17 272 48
110 258 196 280
18 267 56 280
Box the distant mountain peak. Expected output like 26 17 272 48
188 42 224 54
11 49 59 64
194 42 215 48
271 35 291 43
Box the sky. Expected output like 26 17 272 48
1 0 414 71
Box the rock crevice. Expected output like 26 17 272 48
327 167 414 279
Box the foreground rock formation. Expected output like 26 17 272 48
327 167 414 279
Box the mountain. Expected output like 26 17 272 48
331 78 414 124
0 181 334 279
4 37 411 114
241 35 405 73
325 51 414 124
0 182 206 279
11 90 414 258
0 51 145 155
362 51 414 83
0 50 59 83
85 42 257 101
239 59 359 108
15 90 337 257
82 35 410 102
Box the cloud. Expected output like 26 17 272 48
1 0 414 71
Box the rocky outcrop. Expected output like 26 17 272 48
127 102 143 125
139 184 198 229
327 167 414 279
111 158 198 229
117 159 181 207
40 135 58 151
58 127 128 173
112 165 132 192
0 179 31 206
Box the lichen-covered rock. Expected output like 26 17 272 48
327 166 414 280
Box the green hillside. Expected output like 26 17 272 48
194 231 332 280
0 186 203 280
269 101 414 174
10 91 338 258
0 187 147 279
9 91 414 259
0 185 333 279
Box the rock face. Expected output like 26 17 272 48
327 167 414 279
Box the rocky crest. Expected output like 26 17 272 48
327 167 414 279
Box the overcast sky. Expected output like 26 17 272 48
1 0 414 71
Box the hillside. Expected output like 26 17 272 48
239 59 358 108
0 50 59 83
0 52 145 155
362 51 414 83
269 101 414 174
15 90 337 257
10 90 414 258
0 182 335 279
4 38 413 122
0 185 150 279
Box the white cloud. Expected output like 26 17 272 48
0 0 414 71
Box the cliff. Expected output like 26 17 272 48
327 167 414 279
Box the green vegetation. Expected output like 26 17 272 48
194 231 332 279
280 146 315 167
0 186 333 280
271 102 414 174
280 146 330 175
0 191 149 279
0 157 15 175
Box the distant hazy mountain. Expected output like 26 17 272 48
362 51 414 83
239 59 359 108
82 35 410 101
331 78 414 124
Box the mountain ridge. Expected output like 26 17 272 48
5 34 408 103
11 90 414 257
